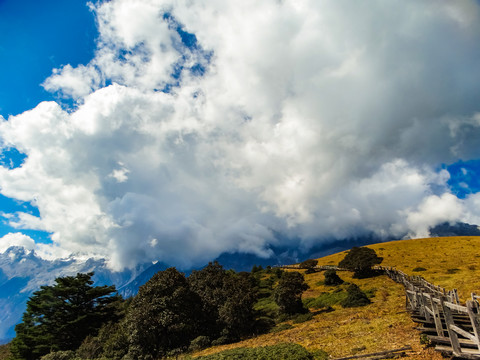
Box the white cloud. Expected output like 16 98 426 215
0 233 35 253
2 0 480 269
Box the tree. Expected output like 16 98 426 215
10 272 121 360
126 268 203 360
273 272 309 315
188 262 258 343
323 269 343 286
299 259 318 270
341 284 371 308
338 247 383 278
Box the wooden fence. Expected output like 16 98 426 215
279 263 480 358
377 266 480 359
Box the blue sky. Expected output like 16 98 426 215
1 1 480 269
0 0 97 117
0 0 97 244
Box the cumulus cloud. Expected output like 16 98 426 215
0 233 35 253
2 0 480 269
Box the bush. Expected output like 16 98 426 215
293 313 313 324
40 351 76 360
447 268 460 274
254 316 276 334
303 290 347 309
189 336 211 352
195 343 316 360
413 267 427 272
341 284 371 308
269 323 294 333
324 270 343 286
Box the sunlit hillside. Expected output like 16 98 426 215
193 237 480 359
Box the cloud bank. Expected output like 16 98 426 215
2 0 480 270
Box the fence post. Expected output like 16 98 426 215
430 297 445 337
440 298 462 356
467 301 480 352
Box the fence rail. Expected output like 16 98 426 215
278 262 480 358
377 265 480 359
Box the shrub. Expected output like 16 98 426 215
195 343 316 360
447 268 460 274
254 316 276 334
211 336 229 346
269 323 294 333
341 284 371 308
303 290 347 309
413 267 427 272
189 336 211 352
293 313 313 324
324 270 343 286
40 351 76 360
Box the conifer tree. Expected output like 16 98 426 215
10 272 121 360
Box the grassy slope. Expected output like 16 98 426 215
195 236 480 359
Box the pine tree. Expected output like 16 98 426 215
10 272 121 360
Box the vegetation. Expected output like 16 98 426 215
189 262 258 342
338 247 383 278
274 272 309 315
13 236 478 360
0 344 11 360
9 272 122 360
126 267 203 359
323 269 344 286
194 343 322 360
300 259 318 270
413 267 427 272
341 284 371 308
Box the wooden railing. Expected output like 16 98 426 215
278 263 480 357
377 266 480 359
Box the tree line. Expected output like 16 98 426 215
8 246 382 360
9 262 310 360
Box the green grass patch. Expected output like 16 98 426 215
254 297 278 317
194 343 322 360
303 289 348 309
269 323 294 333
292 313 313 324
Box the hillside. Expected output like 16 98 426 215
193 236 480 359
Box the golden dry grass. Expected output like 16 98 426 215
194 236 480 359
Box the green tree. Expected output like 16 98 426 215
126 268 203 360
188 262 258 343
323 269 343 286
299 259 318 270
273 272 309 315
338 247 383 278
10 272 121 360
